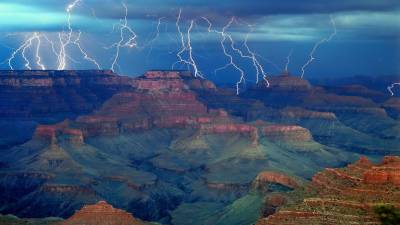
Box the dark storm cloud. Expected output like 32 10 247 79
70 0 400 23
0 0 398 78
3 0 400 20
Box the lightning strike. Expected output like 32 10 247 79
8 32 44 70
34 33 46 70
58 0 82 70
203 17 268 94
285 49 293 72
203 17 246 94
109 2 138 72
387 83 400 96
42 34 61 60
173 9 203 78
21 36 34 70
147 17 165 47
300 16 337 78
145 17 165 59
242 27 270 86
73 31 101 69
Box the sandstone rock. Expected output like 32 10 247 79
261 194 287 217
363 156 400 186
0 70 135 120
144 70 181 79
262 125 312 142
253 171 299 190
200 123 259 146
280 107 336 120
56 201 144 225
41 185 95 195
34 121 84 146
258 156 400 225
259 72 312 91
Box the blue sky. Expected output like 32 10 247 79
0 0 399 82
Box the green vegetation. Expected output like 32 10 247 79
374 205 400 225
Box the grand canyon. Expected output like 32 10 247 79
0 70 398 225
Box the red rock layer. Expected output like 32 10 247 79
259 72 312 91
0 70 134 88
30 71 268 147
34 120 84 146
262 125 312 142
200 123 258 142
257 156 400 225
56 201 143 225
0 70 136 119
41 184 95 195
253 171 300 190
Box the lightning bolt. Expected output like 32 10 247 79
34 33 46 70
243 26 270 86
173 9 203 78
145 17 165 64
73 31 101 69
7 0 101 71
300 15 336 79
203 17 269 94
387 83 400 96
8 32 45 70
58 0 81 70
43 34 61 60
21 34 35 70
187 20 203 78
285 49 293 72
146 17 165 49
203 17 245 94
109 2 138 73
58 0 101 70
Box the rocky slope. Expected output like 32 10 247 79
0 69 398 225
0 70 134 120
55 201 146 225
0 70 135 148
238 72 400 154
257 156 400 225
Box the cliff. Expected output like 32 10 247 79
0 70 135 120
252 171 300 190
256 72 312 92
261 125 312 142
55 201 145 225
257 156 400 225
30 70 264 146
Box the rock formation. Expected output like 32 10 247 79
257 156 400 225
0 70 135 120
257 72 312 91
30 70 262 145
253 171 300 191
34 120 84 146
261 125 312 142
55 201 144 225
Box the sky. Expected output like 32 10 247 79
0 0 399 83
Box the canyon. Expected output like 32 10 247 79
257 156 400 225
0 69 399 225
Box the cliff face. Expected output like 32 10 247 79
267 72 312 91
61 71 225 137
1 69 399 225
252 171 300 190
0 70 134 120
56 201 144 225
257 156 400 225
30 70 267 146
34 120 84 146
261 125 312 142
